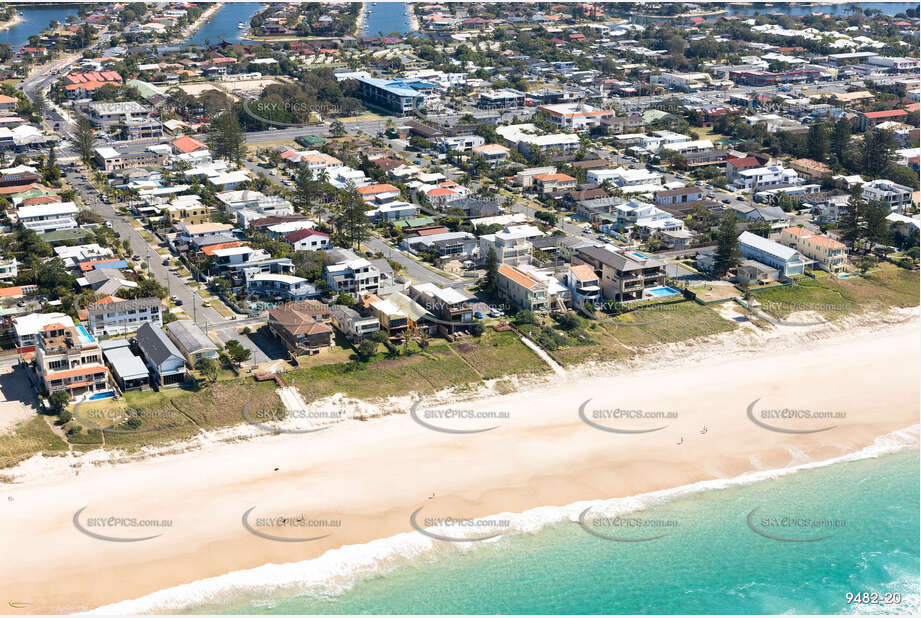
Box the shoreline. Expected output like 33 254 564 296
0 9 23 33
354 2 366 36
0 311 918 613
180 1 224 40
92 426 921 614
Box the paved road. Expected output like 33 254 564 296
65 170 227 326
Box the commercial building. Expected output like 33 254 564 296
354 76 440 114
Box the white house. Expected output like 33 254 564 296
15 202 79 234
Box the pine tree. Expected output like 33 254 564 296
807 121 828 162
482 247 499 295
714 212 742 276
74 116 96 164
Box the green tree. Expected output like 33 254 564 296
831 117 852 165
859 129 895 178
224 339 252 365
75 116 96 164
208 111 246 164
330 119 346 138
49 391 70 413
335 188 370 248
714 212 742 276
806 121 828 162
194 357 219 384
482 247 499 295
356 338 378 361
291 166 315 216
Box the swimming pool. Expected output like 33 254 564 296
646 286 681 298
76 324 96 344
631 251 648 260
88 391 115 400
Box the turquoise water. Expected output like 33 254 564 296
362 2 413 37
76 324 95 344
647 286 681 297
164 449 919 615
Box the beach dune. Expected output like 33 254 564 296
0 321 918 613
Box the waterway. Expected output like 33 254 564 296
188 2 263 46
361 1 413 37
0 4 80 49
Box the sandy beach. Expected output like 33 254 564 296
0 10 23 33
180 2 224 39
0 310 917 613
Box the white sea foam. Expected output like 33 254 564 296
87 425 920 615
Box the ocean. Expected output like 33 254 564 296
96 430 919 615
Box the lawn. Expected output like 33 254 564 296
552 301 738 366
450 330 547 380
751 263 919 320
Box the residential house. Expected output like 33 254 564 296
572 246 667 302
409 282 473 334
34 322 109 401
246 273 316 301
101 339 150 392
779 226 847 273
478 225 543 266
164 320 220 365
497 264 550 312
85 296 162 337
268 300 334 354
134 322 187 388
329 304 380 343
861 179 913 213
560 263 602 308
738 231 807 276
285 228 330 252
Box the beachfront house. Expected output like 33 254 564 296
737 231 807 277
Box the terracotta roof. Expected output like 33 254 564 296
534 173 577 182
783 226 812 237
727 156 761 169
569 264 598 282
863 109 908 119
357 183 399 195
171 135 208 154
201 241 245 255
45 365 108 381
498 264 542 290
285 228 329 243
805 235 845 250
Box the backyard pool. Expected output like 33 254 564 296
76 324 96 344
88 391 115 401
646 286 681 298
631 251 648 260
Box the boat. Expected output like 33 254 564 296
238 22 247 29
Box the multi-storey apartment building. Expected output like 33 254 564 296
572 246 667 302
779 226 848 273
34 322 109 401
85 296 162 338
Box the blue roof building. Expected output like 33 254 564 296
355 76 440 114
